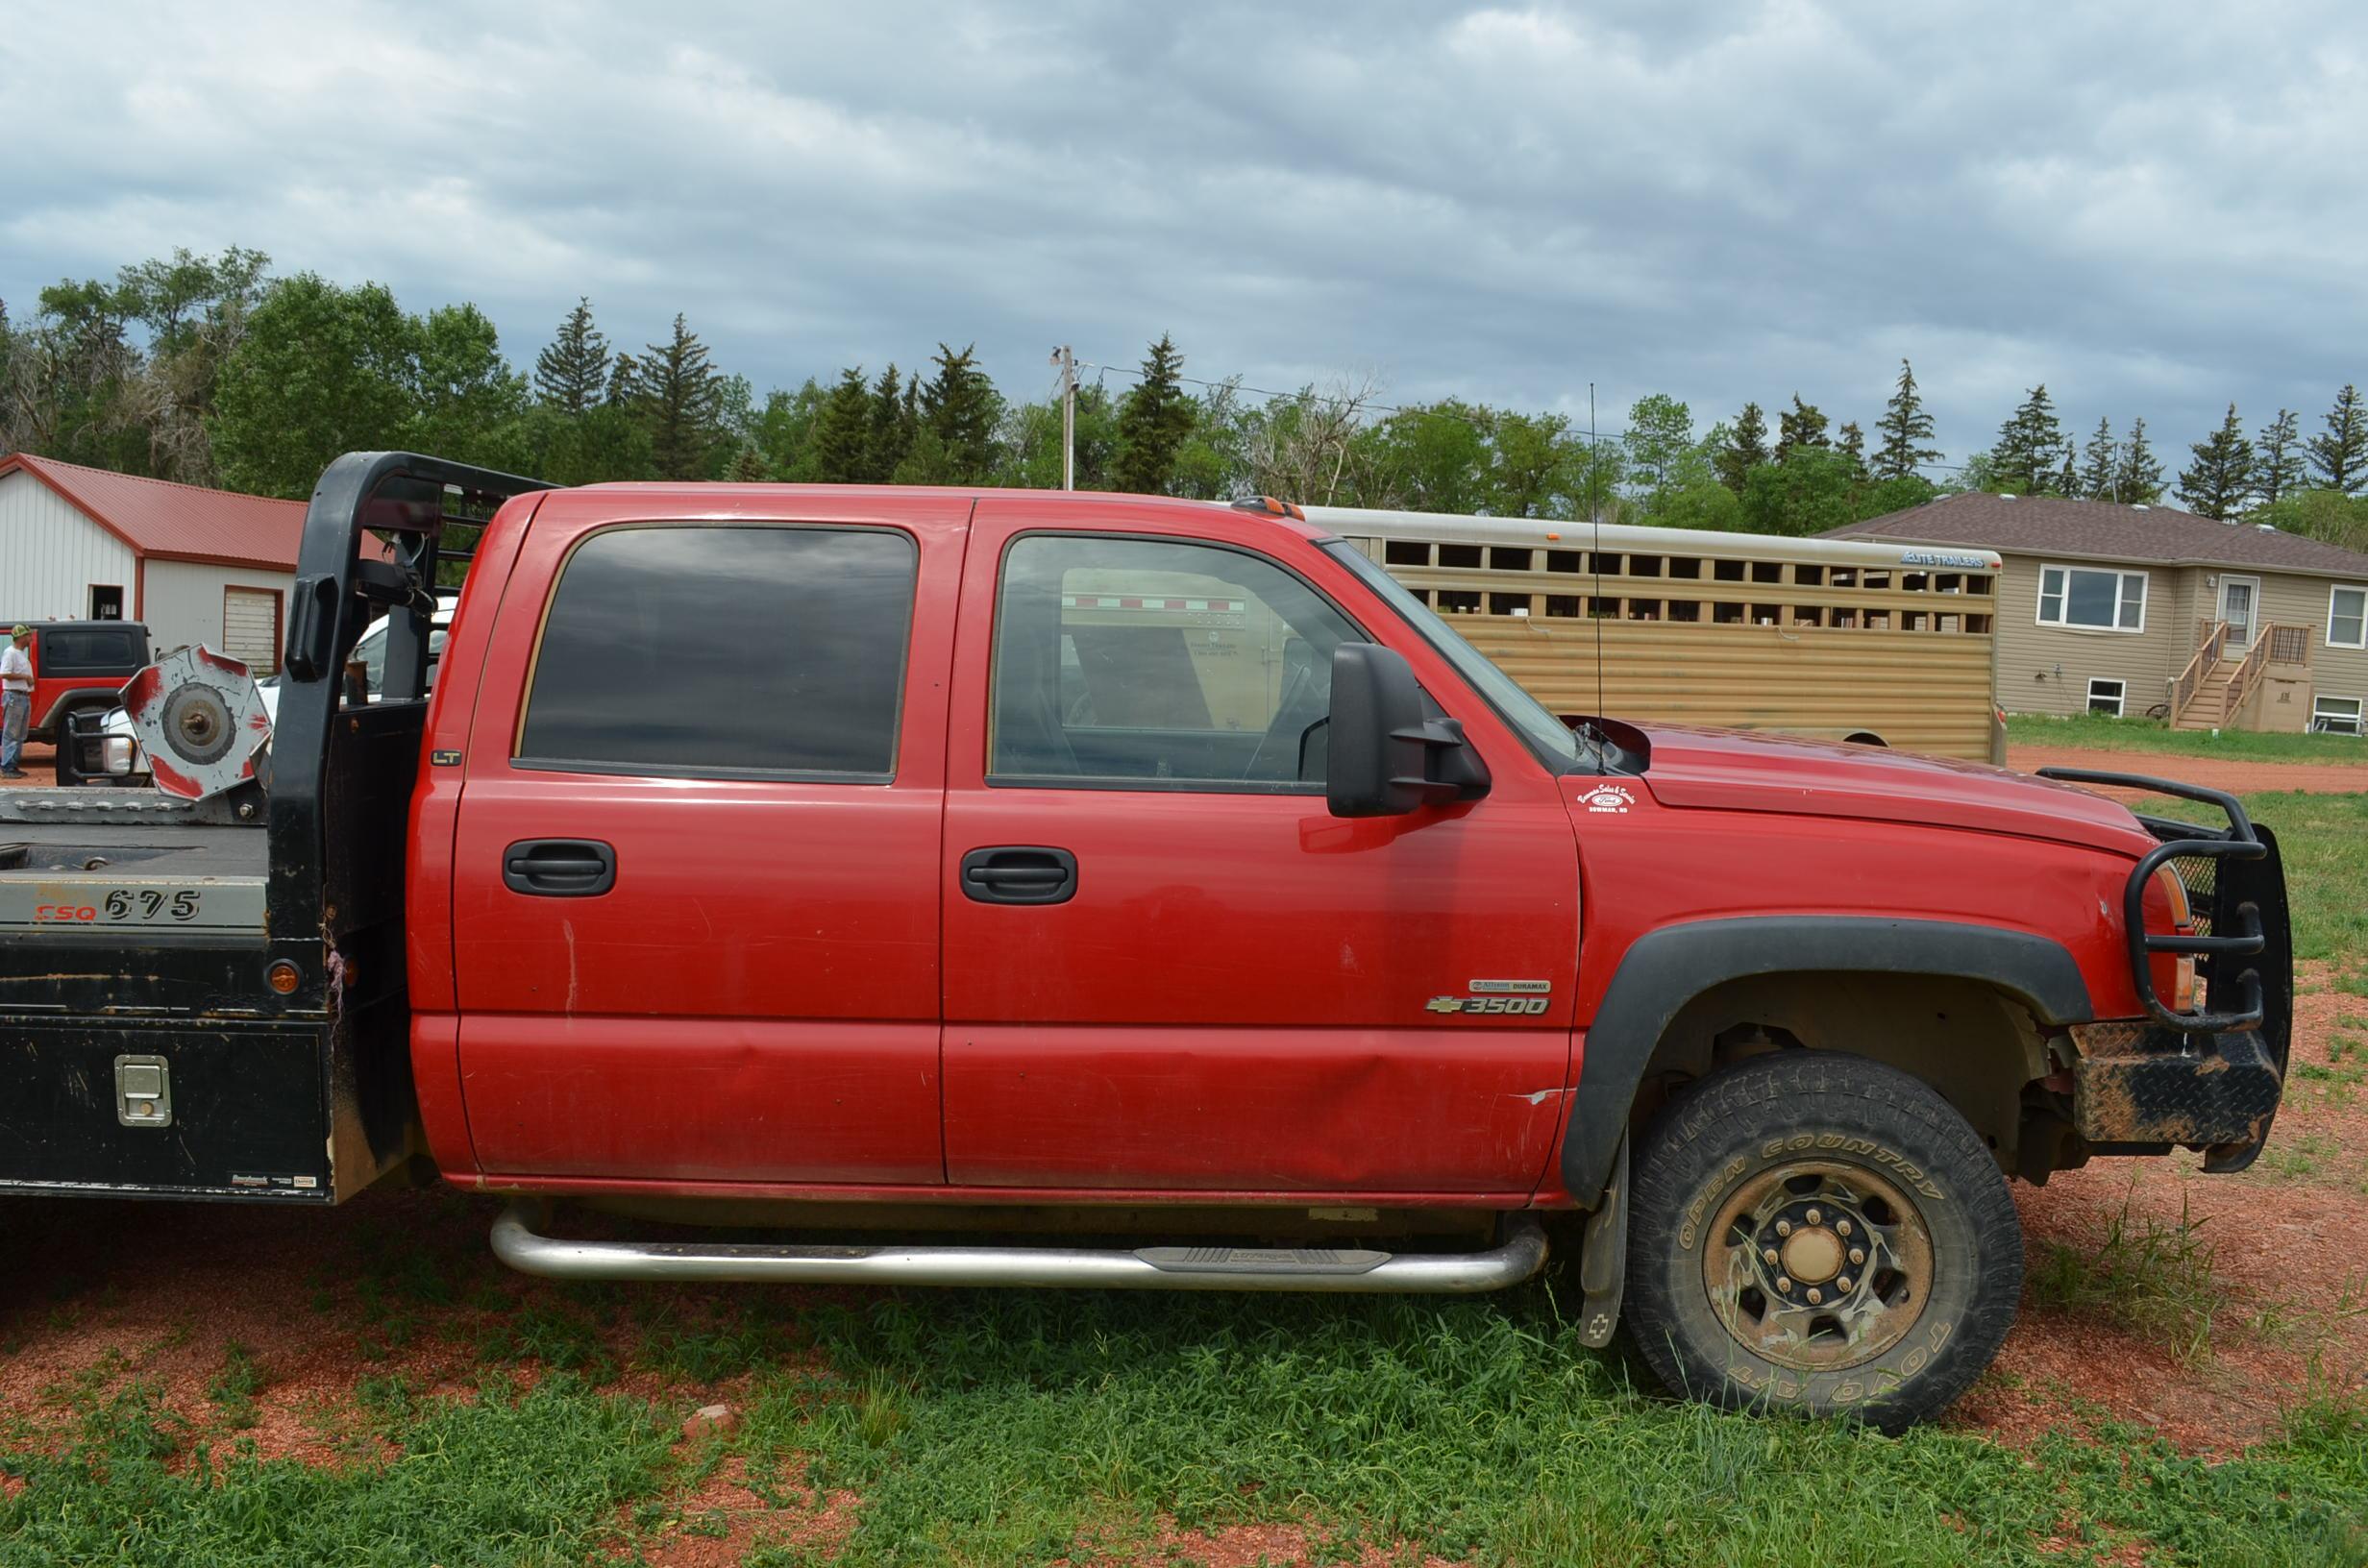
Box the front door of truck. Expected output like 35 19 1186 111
939 502 1581 1194
448 498 963 1186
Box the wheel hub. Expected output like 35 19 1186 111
1704 1160 1936 1371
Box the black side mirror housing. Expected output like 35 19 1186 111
1326 643 1492 818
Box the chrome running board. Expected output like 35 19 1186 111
491 1203 1546 1294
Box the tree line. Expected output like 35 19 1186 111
3 245 2363 555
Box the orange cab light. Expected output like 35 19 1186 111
267 961 301 994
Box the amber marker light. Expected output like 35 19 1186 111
267 961 301 994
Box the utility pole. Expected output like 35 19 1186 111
1050 345 1075 489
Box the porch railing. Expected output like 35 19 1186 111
2171 621 2228 723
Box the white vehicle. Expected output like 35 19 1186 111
86 603 453 783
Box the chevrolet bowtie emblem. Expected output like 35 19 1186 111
1424 996 1467 1014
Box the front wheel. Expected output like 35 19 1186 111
1623 1052 2021 1433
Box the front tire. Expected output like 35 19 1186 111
1623 1052 2021 1433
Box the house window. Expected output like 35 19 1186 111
2085 678 2126 717
2330 585 2367 650
87 585 124 620
2037 564 2147 632
2313 697 2362 736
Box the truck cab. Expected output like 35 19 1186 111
0 453 2292 1432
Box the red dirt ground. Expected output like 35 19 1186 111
2007 743 2368 796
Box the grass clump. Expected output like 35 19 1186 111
207 1341 264 1430
2031 1198 2225 1364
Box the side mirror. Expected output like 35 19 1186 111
1326 643 1491 818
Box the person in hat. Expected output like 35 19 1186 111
0 624 33 777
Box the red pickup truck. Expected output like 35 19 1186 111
0 453 2291 1432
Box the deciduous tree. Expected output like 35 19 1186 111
209 273 416 498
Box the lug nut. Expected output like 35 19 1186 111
1764 1247 1781 1265
1807 1287 1823 1305
1806 1207 1822 1225
1849 1247 1865 1265
1776 1275 1793 1292
1837 1274 1853 1291
1776 1219 1793 1237
1838 1218 1853 1237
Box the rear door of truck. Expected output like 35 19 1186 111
438 490 963 1187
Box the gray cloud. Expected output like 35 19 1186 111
6 0 2364 464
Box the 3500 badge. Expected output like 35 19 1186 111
1425 994 1551 1016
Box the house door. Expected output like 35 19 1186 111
2218 576 2258 650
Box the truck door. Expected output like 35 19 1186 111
940 501 1581 1194
447 499 961 1186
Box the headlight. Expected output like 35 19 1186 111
2150 864 2197 1011
103 736 133 774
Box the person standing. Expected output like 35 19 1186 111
0 625 33 778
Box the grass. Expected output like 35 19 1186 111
2131 789 2368 976
2007 710 2368 764
2030 1198 2227 1365
8 1244 2368 1567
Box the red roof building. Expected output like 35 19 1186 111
0 453 308 672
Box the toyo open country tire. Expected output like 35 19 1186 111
1623 1052 2022 1433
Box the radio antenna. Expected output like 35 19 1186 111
1590 381 1608 759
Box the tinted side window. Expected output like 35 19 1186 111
990 534 1358 790
519 526 915 779
42 628 144 674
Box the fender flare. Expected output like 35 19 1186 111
32 684 131 737
1563 917 2093 1204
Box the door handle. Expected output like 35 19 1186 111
504 839 617 897
960 845 1077 905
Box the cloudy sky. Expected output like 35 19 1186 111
7 1 2364 465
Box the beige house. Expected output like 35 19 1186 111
1830 495 2368 735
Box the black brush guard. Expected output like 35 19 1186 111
2038 768 2292 1172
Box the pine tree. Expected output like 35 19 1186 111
2080 417 2116 500
604 351 641 408
1714 402 1767 493
2255 408 2304 507
2114 418 2166 505
532 298 608 416
639 314 726 478
2306 384 2368 494
1992 385 2065 495
1837 420 1866 477
2178 404 2255 521
1773 394 1830 463
728 446 767 482
1872 358 1941 479
809 367 872 482
2056 445 2078 498
914 342 999 481
1112 333 1196 495
862 363 910 480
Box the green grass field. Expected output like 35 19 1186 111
6 791 2367 1565
2136 789 2368 981
5 1251 2365 1568
2007 711 2368 764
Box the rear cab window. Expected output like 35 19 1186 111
516 524 918 780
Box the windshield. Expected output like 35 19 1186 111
1321 540 1588 772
